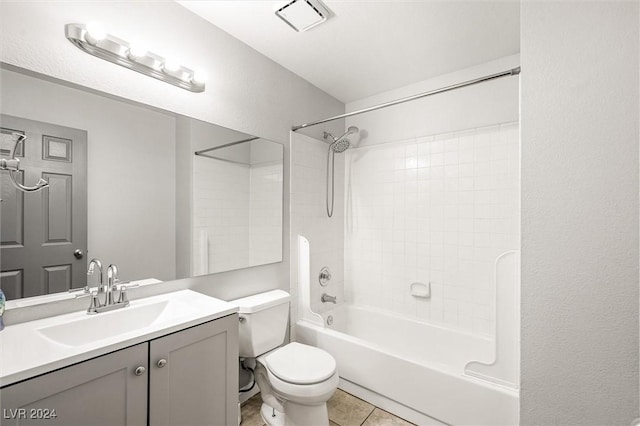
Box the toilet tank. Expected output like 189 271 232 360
230 290 290 357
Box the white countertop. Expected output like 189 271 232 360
0 290 238 387
4 278 163 309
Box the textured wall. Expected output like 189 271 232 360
520 2 639 424
0 2 342 144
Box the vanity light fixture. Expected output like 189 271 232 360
65 23 206 93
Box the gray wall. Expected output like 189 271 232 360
0 1 344 317
521 2 639 423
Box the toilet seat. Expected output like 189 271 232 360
256 342 339 406
264 342 337 385
264 366 339 405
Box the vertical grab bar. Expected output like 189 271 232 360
464 250 520 389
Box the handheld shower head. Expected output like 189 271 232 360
323 125 359 218
324 126 359 153
330 138 350 153
324 126 359 144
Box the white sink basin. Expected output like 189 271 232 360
0 289 238 387
37 298 184 347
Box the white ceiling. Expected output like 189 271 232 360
178 1 520 104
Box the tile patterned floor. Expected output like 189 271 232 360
240 389 415 426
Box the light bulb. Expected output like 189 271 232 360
163 59 181 73
192 69 207 85
85 22 106 45
127 44 147 60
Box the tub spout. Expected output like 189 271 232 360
321 293 337 304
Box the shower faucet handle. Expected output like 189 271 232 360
319 267 332 286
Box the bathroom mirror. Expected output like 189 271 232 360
192 137 283 275
0 65 284 301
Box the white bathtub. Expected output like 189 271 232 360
296 304 518 426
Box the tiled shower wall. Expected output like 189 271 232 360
289 133 345 338
193 158 282 275
249 161 284 266
193 157 250 274
344 123 519 336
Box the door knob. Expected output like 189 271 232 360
74 249 84 259
134 366 146 376
157 359 167 368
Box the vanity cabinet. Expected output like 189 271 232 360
1 314 238 426
149 314 238 426
0 343 148 426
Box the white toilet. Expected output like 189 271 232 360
231 290 338 426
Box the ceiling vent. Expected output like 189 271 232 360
274 0 330 32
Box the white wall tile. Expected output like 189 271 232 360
344 123 519 336
290 133 345 322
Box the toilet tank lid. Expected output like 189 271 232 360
230 289 290 314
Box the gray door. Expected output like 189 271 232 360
0 343 148 426
149 315 239 426
0 114 87 299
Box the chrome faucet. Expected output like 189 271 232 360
106 264 119 306
87 258 104 294
321 293 337 304
76 261 138 314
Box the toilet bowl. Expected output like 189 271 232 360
231 290 338 426
255 342 339 426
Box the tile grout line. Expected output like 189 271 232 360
359 406 376 426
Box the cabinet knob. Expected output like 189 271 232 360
157 359 167 368
134 366 146 376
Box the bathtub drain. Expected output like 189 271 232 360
326 315 333 326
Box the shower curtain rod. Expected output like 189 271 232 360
194 136 259 156
291 67 521 131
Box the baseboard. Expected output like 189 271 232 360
338 378 446 426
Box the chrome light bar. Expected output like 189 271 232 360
65 23 206 93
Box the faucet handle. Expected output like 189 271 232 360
75 287 100 297
87 291 101 314
115 281 137 292
69 286 90 294
116 282 139 305
75 288 102 313
74 287 98 298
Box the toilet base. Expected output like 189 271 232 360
260 402 330 426
261 403 285 426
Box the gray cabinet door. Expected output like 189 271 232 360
0 114 88 300
0 343 148 426
149 314 239 426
